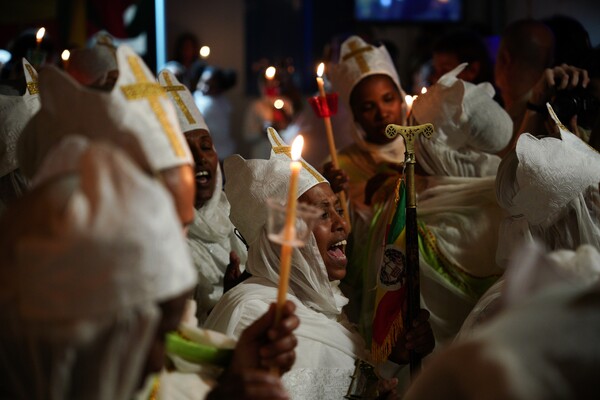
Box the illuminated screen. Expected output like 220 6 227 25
355 0 462 22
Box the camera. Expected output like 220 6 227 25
550 88 600 130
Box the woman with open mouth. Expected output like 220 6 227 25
204 128 433 399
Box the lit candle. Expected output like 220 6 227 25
199 45 210 59
315 62 351 228
271 135 303 377
265 66 276 81
421 87 428 95
61 49 70 70
275 135 304 320
405 94 415 117
36 27 45 47
316 62 327 98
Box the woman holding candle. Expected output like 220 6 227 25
204 128 434 399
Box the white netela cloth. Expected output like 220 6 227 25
205 128 366 398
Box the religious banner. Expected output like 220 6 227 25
371 179 408 363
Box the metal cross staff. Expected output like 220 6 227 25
384 122 433 376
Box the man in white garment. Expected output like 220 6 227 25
14 44 299 399
458 103 600 337
159 69 247 325
0 138 198 399
205 128 433 399
404 63 513 344
0 58 39 214
403 242 600 400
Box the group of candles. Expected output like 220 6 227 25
273 64 430 323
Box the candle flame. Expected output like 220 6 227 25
421 87 428 94
317 62 325 78
265 66 276 80
61 49 70 61
291 135 304 161
199 46 210 58
36 27 45 43
274 99 285 109
405 94 414 108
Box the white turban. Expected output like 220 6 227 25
158 69 209 133
0 138 196 399
495 104 600 267
412 63 512 177
0 58 40 177
18 45 193 179
225 127 326 247
66 31 118 87
330 35 404 107
329 35 408 164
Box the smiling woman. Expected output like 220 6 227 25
203 128 434 398
183 128 218 209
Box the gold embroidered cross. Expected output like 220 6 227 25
343 39 373 74
160 71 195 125
120 56 186 158
268 128 324 183
24 64 39 95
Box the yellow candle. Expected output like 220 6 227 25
315 62 351 229
271 136 303 378
275 135 304 315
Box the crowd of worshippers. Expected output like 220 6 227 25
0 15 599 400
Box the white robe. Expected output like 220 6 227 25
187 166 248 326
204 230 367 399
186 167 247 325
404 281 600 400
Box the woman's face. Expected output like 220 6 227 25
350 74 404 145
299 183 349 281
184 129 219 209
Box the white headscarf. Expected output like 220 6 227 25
0 58 40 177
66 31 118 87
412 63 512 177
18 45 193 179
224 128 347 316
0 138 196 400
158 69 210 133
495 104 600 268
330 35 407 164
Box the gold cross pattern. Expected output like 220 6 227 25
25 64 39 95
385 123 433 159
343 39 374 74
268 127 325 183
160 71 196 125
120 56 186 158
